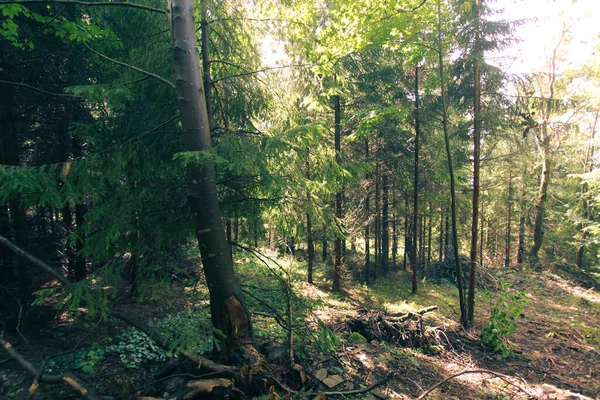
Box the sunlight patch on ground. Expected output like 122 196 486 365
545 273 600 305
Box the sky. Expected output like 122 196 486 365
259 0 600 74
489 0 599 74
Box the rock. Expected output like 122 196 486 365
371 390 387 399
165 377 185 392
322 375 344 389
315 368 328 381
541 383 557 394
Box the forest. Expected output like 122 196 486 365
0 0 599 398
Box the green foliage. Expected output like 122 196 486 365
105 327 168 368
348 331 368 343
154 308 216 354
480 279 526 357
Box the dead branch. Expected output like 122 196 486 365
0 336 104 400
321 372 394 397
0 234 234 374
416 369 534 399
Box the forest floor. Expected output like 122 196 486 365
1 250 600 400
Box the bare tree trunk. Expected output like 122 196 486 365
73 139 86 282
169 0 253 356
403 193 409 270
505 170 513 268
427 201 432 270
530 30 564 265
333 93 342 292
467 0 481 325
392 188 398 270
412 65 420 294
437 0 467 326
1 70 31 305
381 173 389 276
365 138 370 283
306 158 314 284
576 112 597 267
374 161 380 280
439 204 444 262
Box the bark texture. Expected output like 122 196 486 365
169 0 253 355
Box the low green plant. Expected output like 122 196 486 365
348 332 368 343
105 327 168 368
480 279 526 357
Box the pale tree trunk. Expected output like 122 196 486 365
529 29 564 265
412 65 420 294
169 0 253 356
437 0 467 326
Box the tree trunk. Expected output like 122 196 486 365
412 65 420 294
403 193 409 270
576 112 597 267
333 93 342 292
306 158 314 284
392 202 397 269
438 205 444 262
505 170 513 268
529 30 563 266
374 160 380 280
169 0 253 356
381 173 389 276
73 139 86 282
427 201 432 270
322 239 327 261
364 138 370 284
437 0 467 326
467 0 481 325
0 67 31 304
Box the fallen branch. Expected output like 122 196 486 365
321 372 394 397
0 234 234 374
388 306 438 322
0 336 104 400
416 369 534 399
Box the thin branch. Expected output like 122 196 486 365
322 373 394 396
0 0 166 13
211 63 312 84
82 42 175 89
0 79 81 98
0 336 104 400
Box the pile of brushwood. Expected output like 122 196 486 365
346 306 445 350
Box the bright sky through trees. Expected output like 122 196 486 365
491 0 598 74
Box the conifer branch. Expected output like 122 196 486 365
0 0 166 14
82 42 176 89
0 79 81 98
